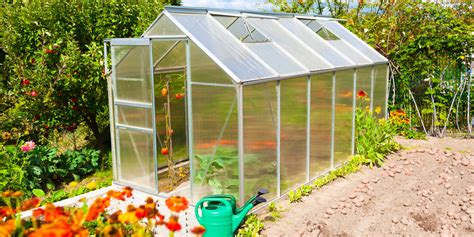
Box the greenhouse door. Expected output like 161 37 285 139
110 39 158 194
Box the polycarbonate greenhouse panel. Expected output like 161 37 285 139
324 40 372 65
247 18 332 72
190 85 239 203
310 73 333 176
323 21 387 63
117 105 152 129
144 14 185 36
114 46 152 103
118 129 156 190
245 43 307 76
334 70 354 166
277 18 354 68
243 82 278 201
153 40 186 71
168 13 277 82
190 42 233 84
280 77 307 192
373 64 389 118
356 66 373 106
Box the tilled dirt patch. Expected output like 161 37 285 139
260 137 474 236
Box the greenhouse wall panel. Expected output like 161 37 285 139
356 66 373 105
334 70 355 166
117 106 152 129
190 42 233 84
280 77 308 193
243 82 278 200
118 130 156 191
190 85 239 203
310 73 333 177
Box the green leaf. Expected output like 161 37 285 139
32 189 46 198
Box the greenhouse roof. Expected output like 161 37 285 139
143 6 388 84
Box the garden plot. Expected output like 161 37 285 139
261 137 474 236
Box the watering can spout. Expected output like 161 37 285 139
232 196 267 232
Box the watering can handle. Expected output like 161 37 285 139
195 197 232 223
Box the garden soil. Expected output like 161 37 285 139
260 137 474 236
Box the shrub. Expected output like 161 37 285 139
0 1 166 150
0 141 101 195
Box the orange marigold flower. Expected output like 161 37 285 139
108 210 122 224
118 211 138 224
32 208 45 218
122 186 133 198
135 205 148 219
11 191 23 198
166 196 188 213
43 204 67 223
85 197 109 221
0 219 16 237
166 216 181 232
1 191 12 198
0 207 15 219
20 197 41 211
191 225 206 235
357 90 367 98
396 109 406 116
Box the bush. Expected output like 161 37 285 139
0 1 166 150
0 141 101 195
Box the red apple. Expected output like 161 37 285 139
70 97 78 103
31 90 38 97
21 79 30 86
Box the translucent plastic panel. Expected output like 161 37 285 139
169 13 276 82
212 15 238 28
279 18 354 68
247 18 331 72
191 85 239 203
334 70 354 166
245 43 307 76
243 82 278 200
323 21 387 63
356 66 373 107
310 73 333 177
325 40 371 65
190 42 233 84
151 40 177 70
145 14 184 36
373 64 388 118
113 45 152 103
117 106 152 128
220 17 270 43
154 73 187 171
280 77 307 192
306 20 322 32
118 130 155 191
156 41 186 70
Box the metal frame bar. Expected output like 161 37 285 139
116 124 154 134
190 81 235 88
237 85 245 206
149 39 159 194
306 76 311 182
276 80 281 197
330 72 336 169
370 65 375 111
385 64 390 119
111 38 149 46
114 100 152 109
351 68 357 155
185 40 194 201
111 44 122 181
153 40 181 68
104 41 117 181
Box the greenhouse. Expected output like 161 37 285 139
104 6 389 205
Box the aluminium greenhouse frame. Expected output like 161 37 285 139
104 6 390 206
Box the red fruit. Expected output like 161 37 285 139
72 105 79 111
21 79 30 86
31 90 38 97
161 147 169 155
168 129 174 135
31 58 36 64
70 97 78 103
175 94 181 100
161 88 168 97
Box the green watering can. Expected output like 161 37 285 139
195 189 268 237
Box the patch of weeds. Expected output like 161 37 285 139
236 214 264 237
288 189 302 203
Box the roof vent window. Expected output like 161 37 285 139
299 19 340 41
212 15 270 43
